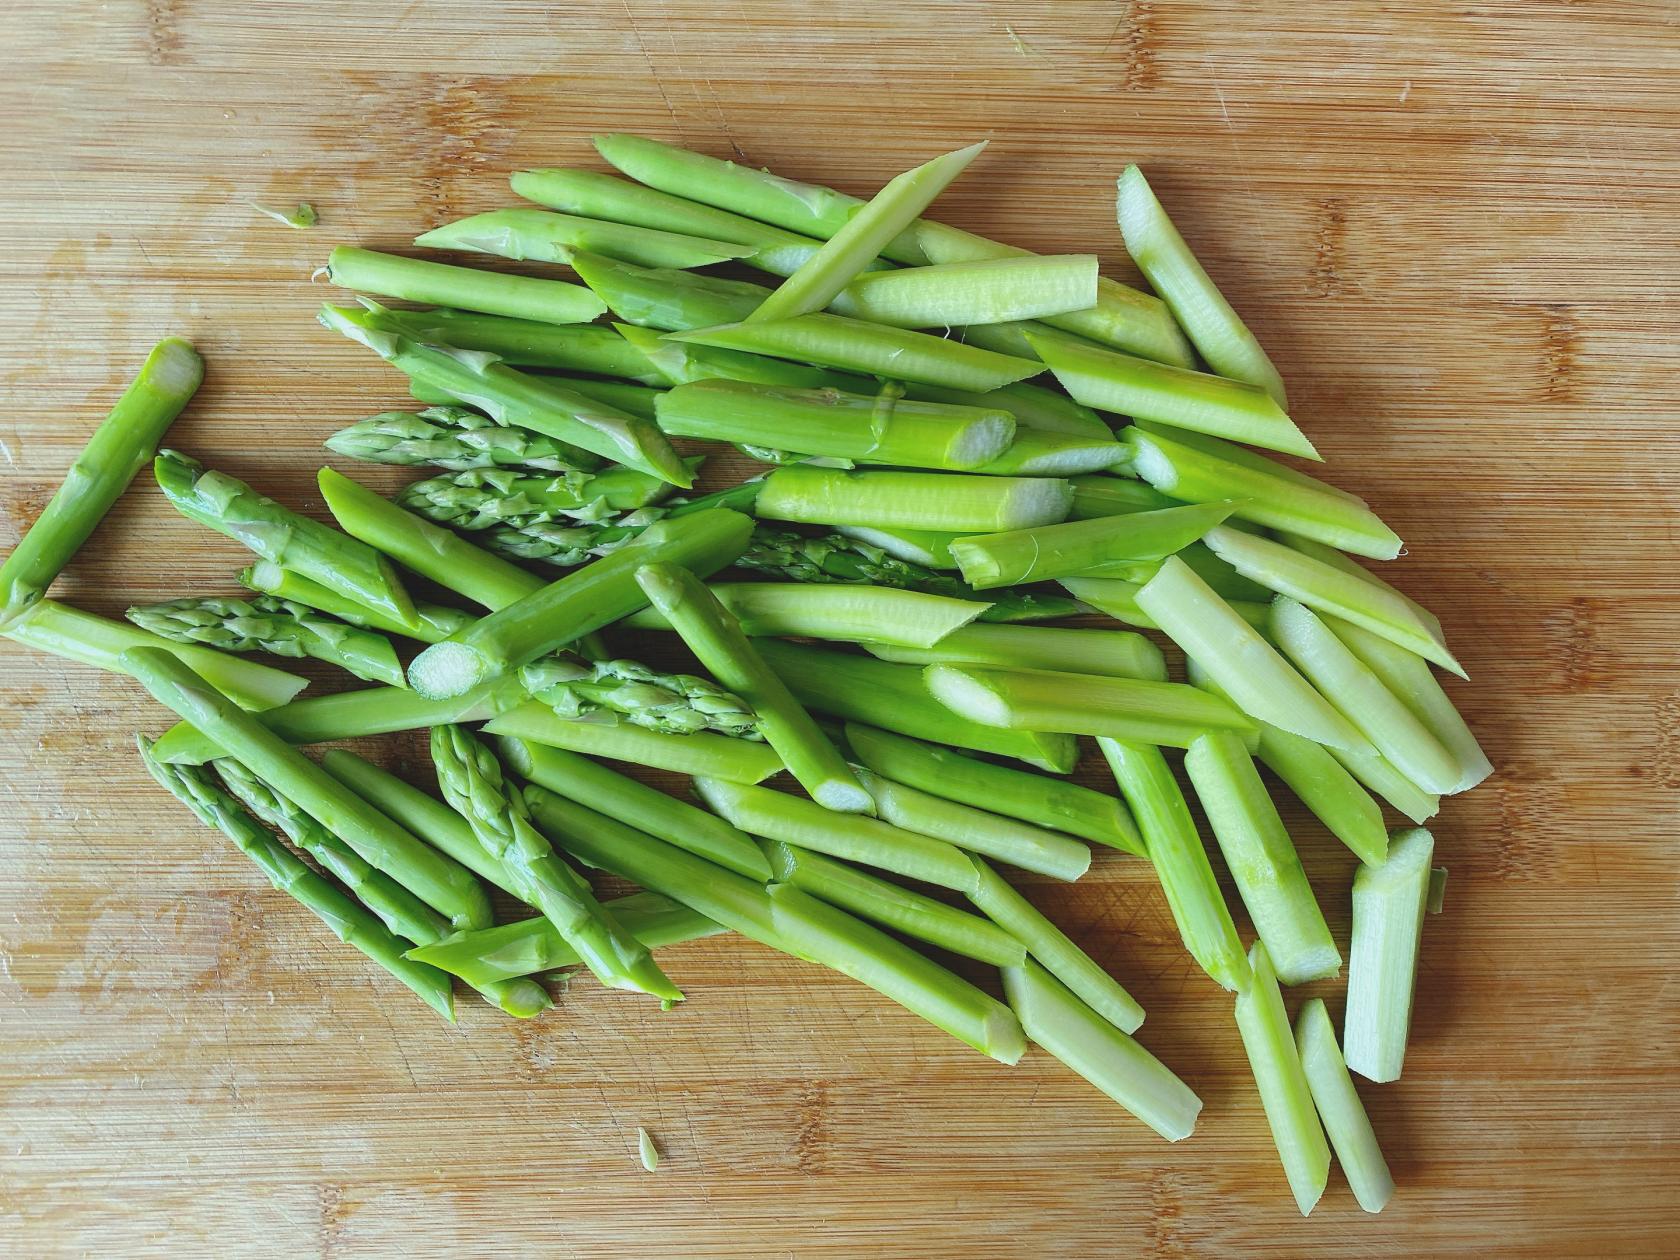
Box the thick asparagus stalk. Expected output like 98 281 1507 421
861 623 1166 682
4 599 306 711
128 596 405 687
755 465 1073 534
326 245 604 325
431 723 680 1001
841 255 1099 328
1101 540 1274 603
950 501 1233 589
623 581 987 651
0 338 203 627
518 654 761 739
416 207 751 270
398 310 663 380
325 406 598 474
1295 998 1396 1214
484 703 783 783
1345 827 1435 1082
239 562 470 645
155 450 415 628
136 737 455 1020
397 465 677 531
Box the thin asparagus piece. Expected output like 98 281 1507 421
0 338 203 627
906 380 1111 439
1271 599 1462 795
969 855 1143 1032
750 142 987 322
325 406 599 474
950 502 1233 589
519 655 760 739
1277 531 1443 639
551 377 667 422
213 757 549 1020
525 785 1026 1063
1063 574 1270 633
656 379 1016 471
4 599 306 711
1103 541 1276 603
1001 959 1201 1141
613 320 847 388
1030 332 1317 460
432 724 679 1001
755 465 1073 534
1184 732 1340 984
855 768 1091 882
128 596 405 688
665 313 1042 392
155 450 415 628
136 737 454 1020
1234 941 1332 1215
961 429 1128 477
399 309 663 380
397 465 676 530
1134 554 1361 748
861 622 1166 682
563 247 770 330
846 723 1143 855
407 891 728 986
763 841 1025 966
1345 827 1435 1082
755 640 1079 773
1068 475 1178 519
1099 737 1249 990
695 777 977 892
416 207 753 270
926 664 1254 749
623 581 987 650
124 649 490 930
1295 998 1396 1214
1125 424 1401 559
485 702 782 783
1117 166 1287 405
239 562 471 644
406 508 752 699
840 255 1099 328
326 245 605 325
1330 742 1441 827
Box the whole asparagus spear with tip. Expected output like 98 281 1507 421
397 465 680 530
325 406 600 474
518 656 761 738
128 595 406 688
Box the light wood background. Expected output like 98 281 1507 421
3 3 1677 1256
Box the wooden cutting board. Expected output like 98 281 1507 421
3 3 1676 1255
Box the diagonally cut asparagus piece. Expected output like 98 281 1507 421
754 464 1073 534
326 245 605 325
861 622 1166 682
622 581 988 651
840 255 1099 328
1295 997 1395 1214
950 501 1233 589
483 703 783 784
398 310 664 380
239 563 471 645
415 207 753 270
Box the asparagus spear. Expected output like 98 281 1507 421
136 737 455 1021
397 309 663 380
905 380 1111 439
564 247 771 330
1117 166 1288 406
1062 574 1271 634
325 406 599 474
518 655 760 738
431 723 680 1001
1295 998 1396 1213
950 502 1233 589
238 562 471 645
212 757 550 1019
840 255 1100 328
397 465 677 531
416 207 753 270
1345 827 1435 1082
1277 531 1442 638
124 648 491 930
614 320 850 388
128 596 406 688
0 338 203 627
624 581 987 651
1068 475 1177 519
755 465 1073 534
4 598 306 711
861 623 1166 682
961 428 1128 477
1099 541 1275 604
154 450 416 628
326 245 605 325
484 703 783 783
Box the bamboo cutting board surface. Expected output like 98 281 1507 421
3 3 1678 1255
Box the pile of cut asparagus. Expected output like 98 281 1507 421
0 135 1491 1215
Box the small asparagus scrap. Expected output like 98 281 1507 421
251 202 317 228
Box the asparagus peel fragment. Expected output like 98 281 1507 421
128 596 406 688
326 245 605 325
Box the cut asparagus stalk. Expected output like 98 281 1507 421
1029 332 1318 460
525 784 1025 1063
128 596 405 688
1134 555 1361 749
962 429 1128 477
696 777 977 892
1234 941 1331 1215
326 245 605 325
755 465 1073 534
239 562 471 644
416 207 752 270
846 723 1143 855
0 338 203 627
319 302 691 485
1062 574 1271 633
1345 827 1435 1082
624 581 987 650
406 508 752 699
397 309 663 380
1099 737 1249 990
1329 742 1441 827
155 450 416 628
950 501 1233 589
136 737 455 1021
970 856 1143 1032
565 248 773 333
484 702 782 783
754 640 1078 772
905 380 1111 439
1106 541 1275 604
656 379 1016 471
614 320 847 388
763 841 1024 966
839 254 1098 328
1116 166 1287 406
534 376 667 423
4 599 306 711
860 622 1167 682
830 525 958 567
750 142 986 322
123 648 491 931
326 406 597 475
1295 998 1396 1213
1068 475 1178 519
1276 531 1443 639
1001 959 1201 1141
665 313 1043 392
636 564 869 813
1271 599 1462 795
1124 424 1400 559
1326 617 1491 792
1184 732 1340 984
407 891 728 986
926 664 1254 749
855 768 1090 882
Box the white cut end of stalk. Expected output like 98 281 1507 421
812 779 876 814
146 337 207 399
951 415 1016 468
1121 434 1181 493
922 666 1014 728
407 641 489 700
1279 943 1345 987
1003 440 1133 476
983 1005 1028 1066
998 478 1076 530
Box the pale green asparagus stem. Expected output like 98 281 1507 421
841 255 1099 328
860 622 1166 681
326 245 605 324
1295 998 1396 1213
483 703 783 783
416 206 752 270
754 464 1073 534
1345 827 1435 1082
622 580 988 651
949 502 1233 589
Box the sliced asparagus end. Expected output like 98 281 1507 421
922 664 1013 728
407 641 491 700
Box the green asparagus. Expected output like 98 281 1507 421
397 465 678 530
326 245 605 325
755 465 1073 534
624 581 987 651
484 703 783 783
861 622 1166 682
1345 827 1435 1082
416 207 752 269
950 501 1233 589
840 255 1099 328
325 406 599 474
128 596 405 688
238 562 471 645
398 310 664 380
518 655 761 738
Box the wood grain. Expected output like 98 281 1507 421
3 3 1678 1255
